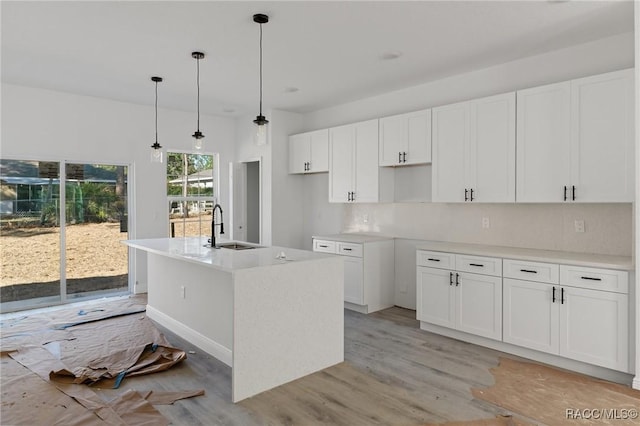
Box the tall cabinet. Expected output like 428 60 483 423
432 92 516 202
328 119 394 203
516 68 634 202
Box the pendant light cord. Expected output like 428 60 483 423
259 22 263 116
155 80 159 143
196 57 201 131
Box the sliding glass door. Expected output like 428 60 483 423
0 159 130 312
0 160 62 310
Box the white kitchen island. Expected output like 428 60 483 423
123 237 344 402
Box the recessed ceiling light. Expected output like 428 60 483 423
380 51 402 61
284 87 299 93
223 108 236 113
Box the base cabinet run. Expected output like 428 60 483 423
314 237 394 313
418 250 630 373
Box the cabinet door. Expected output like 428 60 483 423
570 69 634 202
503 278 559 354
344 257 364 305
559 286 628 371
328 125 354 203
379 114 404 166
406 109 432 165
416 267 455 328
289 133 310 174
432 102 468 202
353 119 380 203
455 272 502 341
309 129 329 173
469 92 515 202
516 82 571 202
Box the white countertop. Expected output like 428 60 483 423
124 237 335 273
312 233 394 244
415 240 633 271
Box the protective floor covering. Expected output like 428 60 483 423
471 357 640 426
0 296 203 425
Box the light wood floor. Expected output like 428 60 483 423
93 306 532 425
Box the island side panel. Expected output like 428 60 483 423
231 256 344 402
146 253 234 366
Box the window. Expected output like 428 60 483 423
166 152 217 238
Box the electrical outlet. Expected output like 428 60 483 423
574 220 585 233
180 285 186 299
363 214 369 224
482 217 490 229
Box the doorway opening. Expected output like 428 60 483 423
231 159 261 244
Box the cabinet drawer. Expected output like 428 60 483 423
416 250 455 269
337 242 363 258
455 254 502 277
313 239 337 254
560 265 628 294
503 259 559 284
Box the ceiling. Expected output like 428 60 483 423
1 1 634 117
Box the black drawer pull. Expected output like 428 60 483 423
319 245 328 248
581 276 602 281
520 269 538 274
427 258 441 262
343 248 352 251
469 263 484 267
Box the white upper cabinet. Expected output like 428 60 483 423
433 92 515 202
379 109 432 166
288 129 329 174
517 69 634 202
329 119 393 203
570 69 635 202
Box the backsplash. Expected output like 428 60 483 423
343 203 632 256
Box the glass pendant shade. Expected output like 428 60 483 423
191 51 205 151
253 14 269 145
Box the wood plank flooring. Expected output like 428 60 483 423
99 306 529 425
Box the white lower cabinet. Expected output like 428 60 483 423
417 251 502 341
502 261 629 372
343 256 364 305
313 237 394 313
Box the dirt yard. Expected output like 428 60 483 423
0 222 128 287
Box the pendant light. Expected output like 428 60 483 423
191 51 205 150
253 13 269 146
150 76 164 163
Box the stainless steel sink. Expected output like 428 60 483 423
218 242 260 250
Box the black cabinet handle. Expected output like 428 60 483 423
520 269 538 274
399 152 402 163
319 245 328 248
427 258 441 262
552 286 556 303
347 192 351 201
581 276 602 281
343 248 352 251
449 272 453 286
469 263 484 267
470 188 474 201
564 185 568 201
403 152 407 163
351 192 355 201
464 188 469 202
561 287 565 304
455 273 460 286
572 185 576 201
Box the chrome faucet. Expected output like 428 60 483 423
209 204 224 248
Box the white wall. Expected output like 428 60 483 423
633 0 640 392
298 31 635 257
0 83 236 292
